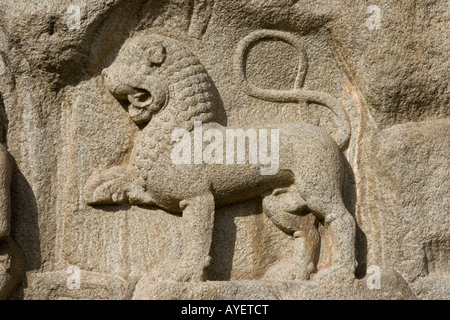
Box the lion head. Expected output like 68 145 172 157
102 32 218 129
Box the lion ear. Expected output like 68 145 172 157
148 42 166 65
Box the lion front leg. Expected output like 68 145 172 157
176 192 215 282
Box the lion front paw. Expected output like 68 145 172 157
84 167 135 205
86 179 128 205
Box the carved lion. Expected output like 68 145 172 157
85 31 356 282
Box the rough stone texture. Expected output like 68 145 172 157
132 268 417 300
0 0 448 300
363 119 450 299
18 270 132 300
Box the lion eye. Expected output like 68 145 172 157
128 89 153 108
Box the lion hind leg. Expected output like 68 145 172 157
262 186 308 234
293 215 320 280
262 186 320 280
304 195 356 281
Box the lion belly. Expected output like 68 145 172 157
210 164 294 206
211 122 344 206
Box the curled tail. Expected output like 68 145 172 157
235 30 351 150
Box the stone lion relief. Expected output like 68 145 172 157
85 31 356 282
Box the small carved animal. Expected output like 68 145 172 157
85 32 356 281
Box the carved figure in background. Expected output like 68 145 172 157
85 31 356 282
0 133 24 299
